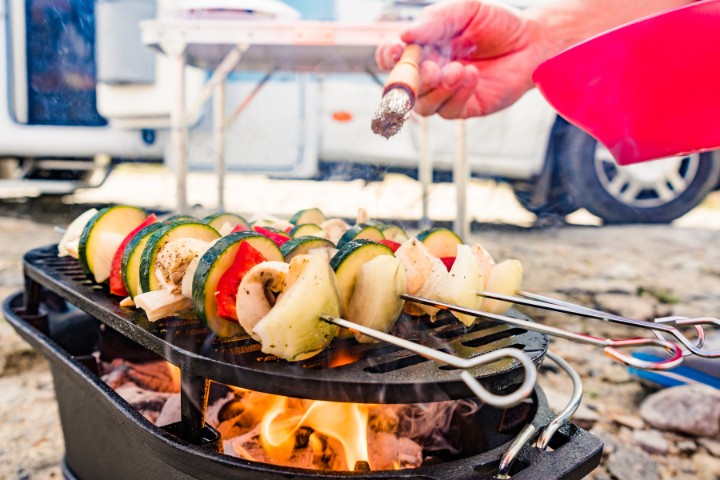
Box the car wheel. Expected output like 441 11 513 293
557 125 720 224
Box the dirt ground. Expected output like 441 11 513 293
1 168 720 479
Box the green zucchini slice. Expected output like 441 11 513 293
289 207 326 226
280 236 336 262
121 222 164 299
192 231 283 338
329 239 394 312
202 212 251 232
336 224 385 250
416 228 463 258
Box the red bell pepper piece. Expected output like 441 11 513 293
215 241 266 321
378 239 401 253
109 214 157 296
230 223 249 233
253 225 291 247
440 256 456 271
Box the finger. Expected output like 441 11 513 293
436 65 480 119
417 60 442 97
414 62 465 116
375 43 404 71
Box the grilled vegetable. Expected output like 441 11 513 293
215 241 267 321
252 255 341 361
436 244 483 326
139 222 220 293
416 228 463 258
133 290 192 322
58 208 98 258
290 207 326 226
192 232 283 338
482 259 523 314
78 206 148 284
336 224 385 250
345 254 406 343
121 223 164 299
379 224 409 243
289 223 323 238
235 261 289 341
109 214 158 296
202 212 251 234
253 225 292 247
330 239 394 313
280 236 336 262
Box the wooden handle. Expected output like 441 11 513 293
383 44 423 98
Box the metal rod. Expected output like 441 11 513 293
497 350 583 477
401 294 684 370
225 70 274 128
479 290 718 358
180 372 210 444
321 314 537 408
169 48 188 214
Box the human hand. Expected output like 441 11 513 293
376 0 548 119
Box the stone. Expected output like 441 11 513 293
589 426 617 456
640 385 720 437
601 363 633 384
677 440 697 454
632 429 669 455
543 386 600 426
608 447 660 480
698 438 720 458
612 414 645 430
693 453 720 480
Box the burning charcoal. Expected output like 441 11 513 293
368 405 400 433
295 426 314 449
205 392 237 427
126 361 180 393
226 425 316 469
155 393 181 427
367 430 423 471
218 399 246 423
114 382 175 424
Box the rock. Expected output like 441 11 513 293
698 438 720 458
594 293 655 321
693 453 720 480
601 363 633 384
632 429 669 455
677 440 697 454
604 262 639 280
608 447 660 480
589 426 617 456
612 414 645 430
543 386 600 426
640 385 720 437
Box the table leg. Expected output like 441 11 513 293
454 119 469 240
213 81 226 211
170 50 188 214
418 116 432 229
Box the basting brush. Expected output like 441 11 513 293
371 44 423 139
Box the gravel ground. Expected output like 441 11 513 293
2 167 720 479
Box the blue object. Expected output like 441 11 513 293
629 352 720 390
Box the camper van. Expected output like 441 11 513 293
1 0 718 223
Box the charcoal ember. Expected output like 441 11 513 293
101 359 179 393
114 382 176 424
155 393 181 427
225 425 315 470
367 430 423 470
205 392 239 427
368 405 400 433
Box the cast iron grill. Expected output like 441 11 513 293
6 245 603 479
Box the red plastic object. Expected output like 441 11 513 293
532 0 720 165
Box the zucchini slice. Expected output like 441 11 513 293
416 228 463 258
289 223 323 238
193 232 283 338
202 212 251 232
378 224 409 243
139 222 220 293
280 236 336 262
78 206 148 284
252 254 341 361
289 207 326 226
336 224 385 250
121 222 164 299
329 239 394 312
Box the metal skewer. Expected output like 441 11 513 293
478 290 720 358
401 294 684 370
320 314 537 409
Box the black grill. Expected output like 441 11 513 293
4 245 603 479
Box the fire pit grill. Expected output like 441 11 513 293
5 245 603 479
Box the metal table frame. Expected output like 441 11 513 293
141 17 470 237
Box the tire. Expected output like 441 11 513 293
556 124 720 224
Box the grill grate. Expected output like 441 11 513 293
24 245 547 404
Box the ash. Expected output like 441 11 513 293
371 88 413 139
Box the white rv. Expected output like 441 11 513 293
1 0 718 223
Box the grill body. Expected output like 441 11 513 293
4 245 603 479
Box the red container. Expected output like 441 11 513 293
533 0 720 165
